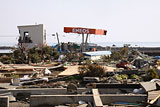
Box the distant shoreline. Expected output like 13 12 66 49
1 42 160 48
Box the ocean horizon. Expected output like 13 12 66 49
35 42 160 48
1 41 160 47
96 42 160 47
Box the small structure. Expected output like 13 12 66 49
64 27 107 52
0 49 13 56
83 51 111 60
17 24 46 49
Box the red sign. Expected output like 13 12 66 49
72 28 90 34
64 27 107 35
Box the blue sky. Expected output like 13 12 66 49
0 0 160 46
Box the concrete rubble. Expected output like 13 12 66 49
1 45 160 107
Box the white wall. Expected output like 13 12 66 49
17 24 46 49
90 56 101 60
84 55 105 61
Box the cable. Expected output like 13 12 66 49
0 35 18 37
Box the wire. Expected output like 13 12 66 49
0 35 18 37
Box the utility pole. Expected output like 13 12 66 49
81 34 84 52
84 34 89 52
56 32 60 47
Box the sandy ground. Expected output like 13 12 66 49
0 64 51 71
58 65 117 77
10 101 29 107
58 65 79 76
0 83 18 89
103 66 117 72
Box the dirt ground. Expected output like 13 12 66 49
9 101 29 107
58 65 79 76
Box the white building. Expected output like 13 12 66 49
83 51 111 61
17 24 46 49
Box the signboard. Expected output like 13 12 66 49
72 28 90 34
64 27 107 35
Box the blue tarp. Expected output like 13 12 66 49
53 44 58 49
153 56 160 59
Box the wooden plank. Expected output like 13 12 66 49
92 89 103 107
148 90 160 101
140 82 157 92
150 93 160 104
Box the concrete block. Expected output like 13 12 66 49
0 96 9 107
30 95 93 107
0 88 90 98
0 92 16 102
100 94 147 105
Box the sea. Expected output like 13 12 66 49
47 42 160 48
96 42 160 47
1 42 160 47
1 41 160 53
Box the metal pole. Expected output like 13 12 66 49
85 34 89 51
56 32 61 53
81 34 84 52
56 32 60 46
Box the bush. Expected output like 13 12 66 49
9 46 60 64
66 76 75 81
0 55 11 64
11 48 26 64
111 51 122 61
30 52 41 63
101 56 111 63
115 74 128 81
130 74 140 79
145 69 159 81
79 64 106 78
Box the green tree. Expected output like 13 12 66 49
28 46 59 63
11 48 26 64
9 46 59 64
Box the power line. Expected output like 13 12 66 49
0 35 19 37
0 36 18 37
